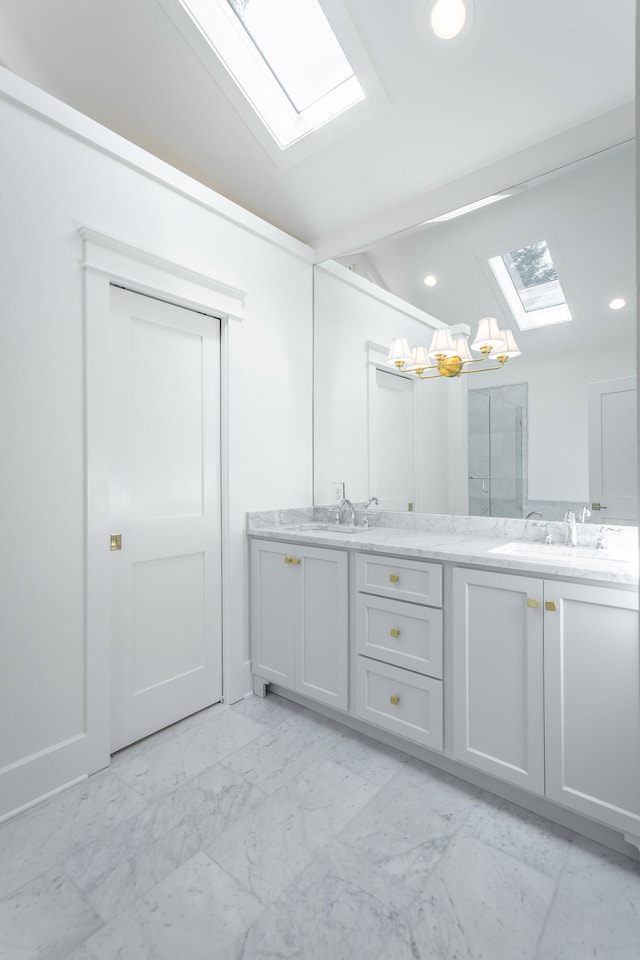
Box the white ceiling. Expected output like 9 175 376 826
0 0 634 253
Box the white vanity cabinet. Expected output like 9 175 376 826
355 553 444 750
250 539 349 711
451 568 545 792
543 579 640 837
452 567 640 838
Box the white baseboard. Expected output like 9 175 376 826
0 733 88 821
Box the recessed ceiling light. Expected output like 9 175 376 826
609 298 626 310
424 275 437 287
429 0 473 40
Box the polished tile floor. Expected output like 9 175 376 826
1 694 639 959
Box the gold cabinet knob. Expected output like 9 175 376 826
527 598 539 608
389 574 399 583
284 556 293 564
390 628 400 638
390 695 400 705
545 601 557 612
291 558 301 565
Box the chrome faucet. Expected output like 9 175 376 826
563 509 578 546
578 505 591 524
363 496 379 528
337 498 355 527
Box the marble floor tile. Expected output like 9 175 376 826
219 715 341 795
2 692 639 960
322 727 412 787
408 833 557 960
238 840 416 960
459 793 573 878
65 764 266 923
563 833 638 874
536 859 640 959
113 708 264 801
0 770 147 901
205 757 379 904
65 851 263 960
337 759 479 894
0 866 102 960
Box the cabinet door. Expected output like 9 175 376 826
544 581 640 834
294 544 349 712
452 567 545 793
250 540 295 688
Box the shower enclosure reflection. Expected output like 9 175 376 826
468 384 526 519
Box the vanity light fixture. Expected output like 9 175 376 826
429 0 474 40
609 297 626 310
386 317 521 380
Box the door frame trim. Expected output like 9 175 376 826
83 226 243 773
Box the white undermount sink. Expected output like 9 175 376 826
489 542 637 564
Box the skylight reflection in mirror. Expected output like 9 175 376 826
503 241 567 312
227 0 355 113
488 240 572 330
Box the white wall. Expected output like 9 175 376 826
0 70 314 817
314 262 468 513
477 346 636 503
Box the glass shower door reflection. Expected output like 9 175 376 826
468 386 525 519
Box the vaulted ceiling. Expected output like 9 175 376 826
0 0 634 256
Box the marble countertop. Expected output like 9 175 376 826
248 510 639 587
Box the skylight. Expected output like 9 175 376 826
176 0 365 149
227 0 354 113
488 241 572 330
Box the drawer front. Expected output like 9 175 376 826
355 657 443 751
355 553 442 607
356 594 443 678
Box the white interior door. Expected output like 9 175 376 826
369 367 415 510
110 287 222 752
588 376 638 522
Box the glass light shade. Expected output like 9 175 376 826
405 344 431 371
430 0 468 40
427 327 456 358
453 335 474 362
471 317 505 352
497 329 521 358
386 337 412 366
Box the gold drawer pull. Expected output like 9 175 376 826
389 574 399 583
284 556 293 564
390 695 400 706
527 598 539 608
390 628 400 638
545 601 557 612
291 558 301 565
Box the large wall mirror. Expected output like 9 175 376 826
314 138 637 524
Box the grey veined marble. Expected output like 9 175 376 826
0 694 638 960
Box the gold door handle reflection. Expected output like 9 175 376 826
390 628 400 638
389 574 399 583
545 601 557 612
390 695 400 706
